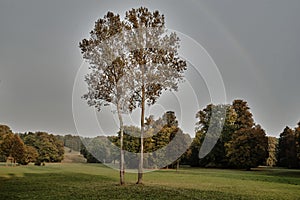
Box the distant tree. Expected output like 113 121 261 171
81 136 115 163
188 130 204 167
19 145 39 165
166 129 191 170
0 125 14 161
192 104 237 167
266 136 278 167
278 126 297 168
0 132 26 165
109 126 141 169
226 125 268 170
63 135 82 152
0 124 13 136
22 132 64 165
295 122 300 167
147 112 191 170
110 112 190 170
10 134 26 164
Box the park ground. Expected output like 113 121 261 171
0 162 300 200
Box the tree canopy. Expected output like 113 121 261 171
79 7 187 184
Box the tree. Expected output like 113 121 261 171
124 7 187 184
82 136 115 163
0 132 26 165
226 125 268 170
295 122 300 167
0 125 14 161
63 135 82 152
80 7 187 184
110 112 190 170
278 126 297 168
193 104 237 167
222 100 268 170
80 11 133 185
10 134 26 164
144 111 191 170
232 99 254 129
110 126 141 169
265 136 278 167
22 132 64 165
20 145 39 165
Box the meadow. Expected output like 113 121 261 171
0 163 300 200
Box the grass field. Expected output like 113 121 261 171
0 163 300 200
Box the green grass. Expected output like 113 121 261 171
0 163 300 200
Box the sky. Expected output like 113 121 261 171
0 0 300 137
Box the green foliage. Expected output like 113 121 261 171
266 136 278 167
80 136 116 164
22 132 64 165
63 134 82 152
11 134 26 164
225 125 268 169
0 125 27 164
191 104 237 167
278 126 298 168
80 6 187 184
108 112 191 169
232 99 254 129
190 100 268 169
20 145 39 165
0 125 13 161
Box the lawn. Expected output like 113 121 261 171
0 163 299 200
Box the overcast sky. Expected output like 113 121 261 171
0 0 300 137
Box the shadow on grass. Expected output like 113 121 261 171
177 167 300 186
0 171 254 200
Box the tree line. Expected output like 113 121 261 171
0 126 64 165
79 99 300 170
81 111 191 170
1 99 300 170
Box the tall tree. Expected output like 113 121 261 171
80 7 186 184
232 99 254 129
278 126 297 168
226 125 268 170
223 100 268 170
79 11 133 185
124 7 187 184
193 104 237 167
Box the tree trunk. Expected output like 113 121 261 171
137 86 145 184
117 102 125 185
176 160 180 171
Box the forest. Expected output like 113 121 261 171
1 99 300 170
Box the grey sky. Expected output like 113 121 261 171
0 0 299 137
